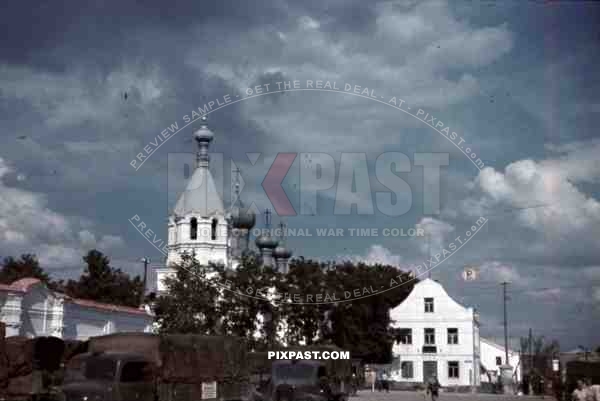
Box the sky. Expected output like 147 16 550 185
0 0 599 350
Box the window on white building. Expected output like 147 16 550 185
211 218 218 240
397 328 412 344
496 356 502 366
190 218 198 240
447 328 458 344
401 361 414 378
424 328 435 345
424 297 434 313
448 361 459 378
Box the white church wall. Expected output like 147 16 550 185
0 279 153 340
63 302 152 340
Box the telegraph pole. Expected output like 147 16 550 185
502 281 509 364
529 328 533 374
141 257 150 305
426 229 432 279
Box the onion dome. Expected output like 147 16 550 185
232 210 256 229
256 234 278 249
193 115 214 143
273 245 292 259
230 206 256 229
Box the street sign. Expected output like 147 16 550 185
463 267 479 281
202 381 217 399
552 359 559 372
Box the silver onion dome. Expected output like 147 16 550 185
230 206 256 229
273 245 292 259
193 115 214 142
256 234 278 249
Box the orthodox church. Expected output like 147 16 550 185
153 115 293 293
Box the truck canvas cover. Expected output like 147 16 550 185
159 335 248 382
88 332 161 366
87 333 250 401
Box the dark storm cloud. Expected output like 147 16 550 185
0 0 291 65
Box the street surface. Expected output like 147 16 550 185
353 390 555 401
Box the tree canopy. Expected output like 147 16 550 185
0 250 143 307
153 255 416 364
61 250 144 307
0 254 50 284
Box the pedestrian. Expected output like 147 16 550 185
351 372 358 396
426 374 441 401
540 376 545 399
553 374 563 401
382 370 390 393
584 378 599 401
572 379 589 401
367 369 375 393
376 369 383 392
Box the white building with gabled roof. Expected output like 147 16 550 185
479 337 521 384
389 278 481 387
0 278 153 339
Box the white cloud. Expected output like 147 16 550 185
0 157 126 271
478 261 525 285
460 140 600 261
415 217 454 254
335 244 403 268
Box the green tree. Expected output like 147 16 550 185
217 254 279 349
328 262 415 363
0 254 51 284
280 258 329 346
63 249 144 307
153 254 222 334
151 253 415 363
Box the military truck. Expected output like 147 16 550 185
0 322 87 401
59 332 251 401
249 346 351 401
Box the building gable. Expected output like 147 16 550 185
390 278 472 322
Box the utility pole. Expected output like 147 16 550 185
427 230 432 279
529 328 533 374
141 257 150 305
502 281 509 365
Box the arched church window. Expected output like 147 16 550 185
211 218 218 240
190 218 198 240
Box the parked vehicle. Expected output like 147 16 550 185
59 332 251 401
249 346 351 401
0 323 88 401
